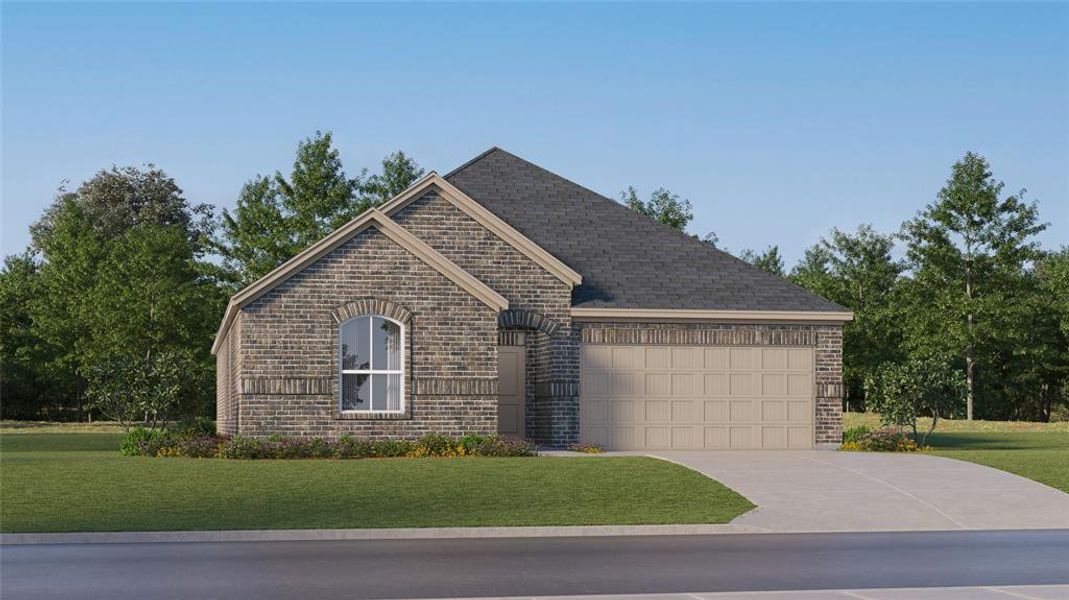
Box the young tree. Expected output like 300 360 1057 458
620 186 694 232
790 225 904 408
738 246 785 276
899 152 1047 419
865 356 966 446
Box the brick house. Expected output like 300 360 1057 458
213 148 851 449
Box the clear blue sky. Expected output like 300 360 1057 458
3 2 1066 264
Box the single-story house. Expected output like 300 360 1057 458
213 148 851 450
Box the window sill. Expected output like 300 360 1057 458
334 410 410 421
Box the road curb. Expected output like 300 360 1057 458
0 524 768 545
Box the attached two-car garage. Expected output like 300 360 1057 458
580 344 816 450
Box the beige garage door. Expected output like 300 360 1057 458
580 345 814 450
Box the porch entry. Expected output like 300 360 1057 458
497 345 526 437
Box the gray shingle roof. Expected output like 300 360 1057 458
445 147 845 312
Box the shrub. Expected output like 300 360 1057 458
121 431 537 459
841 427 922 452
566 442 604 454
842 425 871 445
120 427 175 457
218 436 264 459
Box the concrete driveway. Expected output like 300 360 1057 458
647 451 1069 532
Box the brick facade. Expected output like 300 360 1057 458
218 226 500 440
215 190 844 448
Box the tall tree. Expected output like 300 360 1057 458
620 186 694 232
900 152 1047 419
790 225 905 408
216 133 423 284
20 166 222 420
739 246 786 276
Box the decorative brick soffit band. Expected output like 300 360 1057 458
816 382 844 398
581 328 818 347
498 309 560 335
498 330 528 347
242 378 332 395
412 378 498 396
331 298 413 324
534 381 580 397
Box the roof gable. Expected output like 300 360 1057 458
211 209 507 354
445 148 849 315
378 173 582 286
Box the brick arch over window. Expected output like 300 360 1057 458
331 299 413 325
498 309 560 335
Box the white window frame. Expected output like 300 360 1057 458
338 314 405 414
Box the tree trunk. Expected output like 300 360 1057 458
964 257 975 421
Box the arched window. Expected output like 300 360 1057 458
339 315 404 413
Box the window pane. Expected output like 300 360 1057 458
341 317 370 371
372 317 402 370
341 373 369 411
371 373 402 411
386 374 401 411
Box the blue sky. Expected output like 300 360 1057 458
2 2 1066 264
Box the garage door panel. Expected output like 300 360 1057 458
612 347 643 369
646 372 671 396
582 345 814 450
762 373 787 396
761 400 787 422
761 348 787 370
645 427 670 448
672 372 700 396
672 427 696 449
704 373 728 396
646 347 670 369
788 374 812 396
730 373 754 395
672 347 703 370
705 348 729 370
672 400 696 422
612 372 643 395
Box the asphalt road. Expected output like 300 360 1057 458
3 530 1068 600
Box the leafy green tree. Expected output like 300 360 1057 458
216 132 423 284
18 166 222 420
362 150 425 206
790 225 905 408
85 350 191 431
865 356 966 446
83 224 225 417
620 186 694 232
738 246 785 276
899 152 1047 419
0 254 72 419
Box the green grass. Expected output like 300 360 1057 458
0 433 754 533
927 432 1069 494
843 411 1069 433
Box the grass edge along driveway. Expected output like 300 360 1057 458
1 433 754 533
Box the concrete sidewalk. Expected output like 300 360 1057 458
642 451 1069 532
414 586 1069 600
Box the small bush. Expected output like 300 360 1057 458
566 442 604 454
841 427 922 452
842 425 871 445
477 436 537 457
218 436 263 459
120 427 175 457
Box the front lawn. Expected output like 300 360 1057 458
843 412 1069 494
928 432 1069 494
0 432 754 533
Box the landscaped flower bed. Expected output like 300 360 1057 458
121 428 537 459
841 426 924 452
